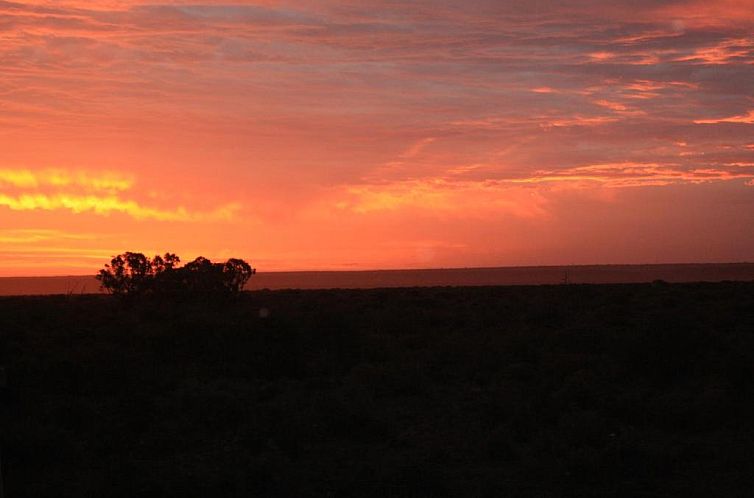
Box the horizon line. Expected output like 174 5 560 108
3 260 753 279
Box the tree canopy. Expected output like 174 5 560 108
96 252 255 298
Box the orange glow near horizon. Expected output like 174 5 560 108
1 0 753 276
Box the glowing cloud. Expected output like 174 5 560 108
515 163 754 188
694 110 754 124
0 228 95 244
0 169 133 191
0 193 238 221
339 179 549 219
1 0 753 275
0 168 239 221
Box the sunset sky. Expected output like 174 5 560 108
1 0 753 276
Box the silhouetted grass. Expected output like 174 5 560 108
1 282 754 497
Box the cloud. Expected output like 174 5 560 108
515 162 754 187
339 160 754 219
0 169 38 188
673 37 754 64
337 179 550 219
0 228 96 243
0 167 240 221
694 110 754 124
0 192 237 220
1 0 753 272
0 168 132 190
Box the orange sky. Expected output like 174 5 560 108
1 0 753 276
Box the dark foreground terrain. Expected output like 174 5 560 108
1 282 754 497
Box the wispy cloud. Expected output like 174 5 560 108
336 179 550 219
514 162 754 187
0 228 96 243
694 110 754 124
0 168 132 190
0 192 239 221
0 167 239 221
1 0 753 273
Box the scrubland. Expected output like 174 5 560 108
1 282 753 497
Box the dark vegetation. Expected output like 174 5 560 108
1 282 754 497
96 252 255 299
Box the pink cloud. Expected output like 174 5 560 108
1 0 753 274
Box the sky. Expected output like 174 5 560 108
0 0 753 276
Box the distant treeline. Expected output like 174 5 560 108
96 252 255 298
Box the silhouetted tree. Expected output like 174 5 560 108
151 253 181 274
176 256 255 297
180 257 225 296
150 253 183 294
96 252 153 296
223 258 255 294
96 252 254 299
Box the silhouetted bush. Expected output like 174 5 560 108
96 252 255 299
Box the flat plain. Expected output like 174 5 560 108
1 281 754 497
